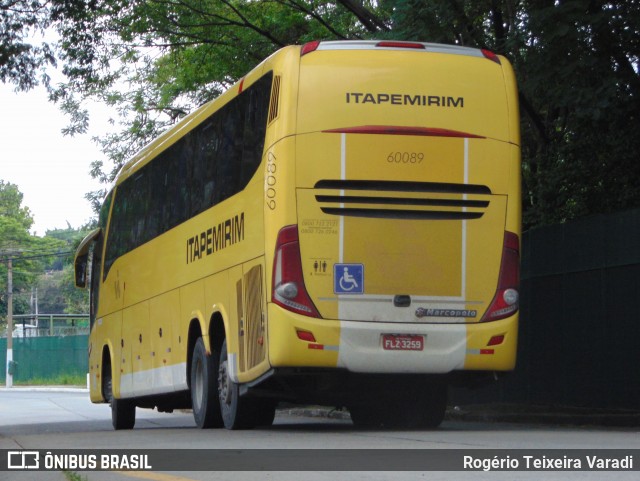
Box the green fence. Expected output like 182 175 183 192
0 335 88 384
452 207 640 410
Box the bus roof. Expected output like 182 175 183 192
308 40 494 61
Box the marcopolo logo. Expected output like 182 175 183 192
8 451 40 470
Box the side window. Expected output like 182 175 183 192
103 70 274 277
216 102 244 202
104 182 131 278
99 190 113 230
240 73 272 187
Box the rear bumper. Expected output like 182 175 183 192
267 304 517 374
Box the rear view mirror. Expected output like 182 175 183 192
74 228 102 288
75 254 88 288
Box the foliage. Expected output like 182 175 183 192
0 181 89 322
0 180 34 230
50 0 389 194
15 372 87 386
0 0 56 89
388 0 640 227
1 1 639 228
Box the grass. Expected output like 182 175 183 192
64 472 88 481
11 373 87 386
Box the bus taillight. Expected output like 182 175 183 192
272 225 321 318
481 49 502 65
481 231 520 322
301 40 321 56
376 41 425 50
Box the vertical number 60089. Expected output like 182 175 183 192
266 152 277 210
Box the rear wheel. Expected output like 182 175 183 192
190 337 223 428
218 339 275 429
103 357 135 430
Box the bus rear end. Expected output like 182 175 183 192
267 41 520 427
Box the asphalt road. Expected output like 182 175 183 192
1 388 638 481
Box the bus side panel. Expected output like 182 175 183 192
149 290 184 392
121 300 150 397
88 311 121 402
180 279 206 351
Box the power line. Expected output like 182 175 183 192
0 250 73 262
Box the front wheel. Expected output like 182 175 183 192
112 397 136 430
103 359 135 430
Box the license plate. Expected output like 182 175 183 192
382 334 424 351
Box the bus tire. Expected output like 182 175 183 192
112 397 136 430
103 359 136 430
218 339 257 430
190 337 223 428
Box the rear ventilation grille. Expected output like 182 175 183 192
315 180 490 195
268 75 281 124
314 180 491 220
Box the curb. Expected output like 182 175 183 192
0 386 88 393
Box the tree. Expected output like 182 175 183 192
0 181 85 321
50 0 390 191
0 207 40 319
0 0 55 89
0 180 34 230
388 0 640 227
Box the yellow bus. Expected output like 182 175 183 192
75 40 521 430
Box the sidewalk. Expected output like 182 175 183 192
0 385 88 393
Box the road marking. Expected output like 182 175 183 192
115 472 198 481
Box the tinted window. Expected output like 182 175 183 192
104 72 272 278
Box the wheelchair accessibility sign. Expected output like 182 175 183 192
334 263 364 294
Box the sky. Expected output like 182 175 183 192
0 82 109 236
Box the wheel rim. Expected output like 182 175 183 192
193 357 204 411
106 378 113 403
103 364 113 403
218 358 231 406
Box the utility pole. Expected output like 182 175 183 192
30 286 39 329
6 257 13 388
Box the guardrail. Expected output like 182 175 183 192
6 314 89 337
